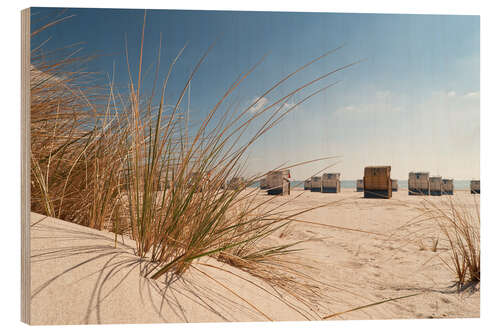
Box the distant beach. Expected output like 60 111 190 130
31 188 480 324
251 180 475 190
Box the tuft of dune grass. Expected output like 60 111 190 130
30 10 360 317
393 194 480 289
419 196 480 289
30 28 127 231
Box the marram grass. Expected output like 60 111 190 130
30 12 359 317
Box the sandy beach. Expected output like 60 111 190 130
30 188 479 324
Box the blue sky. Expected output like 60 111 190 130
31 8 479 180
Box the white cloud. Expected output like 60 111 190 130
336 100 401 115
464 91 480 99
375 90 391 99
336 88 478 118
336 105 357 113
248 96 301 114
434 90 479 100
248 96 269 113
335 90 403 115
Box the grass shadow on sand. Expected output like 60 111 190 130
30 213 322 324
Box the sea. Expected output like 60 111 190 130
250 180 473 190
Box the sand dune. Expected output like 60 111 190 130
29 189 479 324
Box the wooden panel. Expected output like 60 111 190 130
21 7 31 324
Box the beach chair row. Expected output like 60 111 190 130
259 167 480 198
